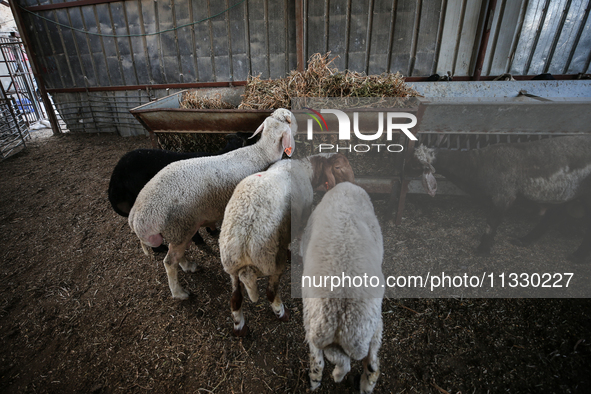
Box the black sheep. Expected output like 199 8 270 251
108 132 254 252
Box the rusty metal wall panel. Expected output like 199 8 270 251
248 0 270 78
367 0 395 75
14 0 591 136
389 0 419 75
527 0 569 75
228 0 249 80
483 0 526 75
436 0 465 75
566 1 591 74
412 0 443 76
325 0 349 71
549 0 588 74
347 0 370 72
453 0 483 76
125 1 152 85
18 0 591 92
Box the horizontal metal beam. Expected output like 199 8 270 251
46 81 248 94
404 74 585 82
44 75 586 94
25 0 123 12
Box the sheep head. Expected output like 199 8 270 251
310 153 355 191
413 145 437 197
251 109 296 157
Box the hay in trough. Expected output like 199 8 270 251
179 91 235 109
168 53 420 151
238 52 420 110
161 92 235 152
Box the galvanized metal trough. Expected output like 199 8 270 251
130 88 271 148
129 81 591 224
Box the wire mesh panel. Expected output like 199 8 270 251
0 83 29 160
417 132 555 151
0 35 45 127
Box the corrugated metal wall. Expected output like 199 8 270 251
304 0 591 77
20 0 296 88
15 0 591 136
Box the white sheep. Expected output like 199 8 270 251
128 109 295 299
219 153 355 336
300 182 384 393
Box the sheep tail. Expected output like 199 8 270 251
128 208 164 248
324 345 350 367
238 266 259 303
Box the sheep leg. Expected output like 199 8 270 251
476 207 504 255
324 346 351 383
230 275 249 337
163 243 190 300
177 237 197 273
266 274 289 321
360 320 382 394
308 343 324 391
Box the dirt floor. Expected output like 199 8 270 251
1 131 590 394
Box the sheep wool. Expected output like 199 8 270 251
301 182 384 393
128 109 295 299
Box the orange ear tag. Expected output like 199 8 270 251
284 147 293 156
325 182 329 191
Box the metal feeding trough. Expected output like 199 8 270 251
130 87 271 148
129 81 591 224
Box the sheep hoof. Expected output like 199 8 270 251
173 289 190 300
180 261 197 273
310 379 321 391
277 307 290 322
233 324 249 337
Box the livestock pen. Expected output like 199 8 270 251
2 0 591 392
1 131 590 393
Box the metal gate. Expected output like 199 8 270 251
0 34 45 126
0 81 29 160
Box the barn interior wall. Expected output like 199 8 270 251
14 0 591 134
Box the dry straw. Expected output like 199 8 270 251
238 53 420 109
179 53 420 110
173 53 420 152
179 91 235 109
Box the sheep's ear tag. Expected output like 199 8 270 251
284 146 293 156
422 171 437 197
